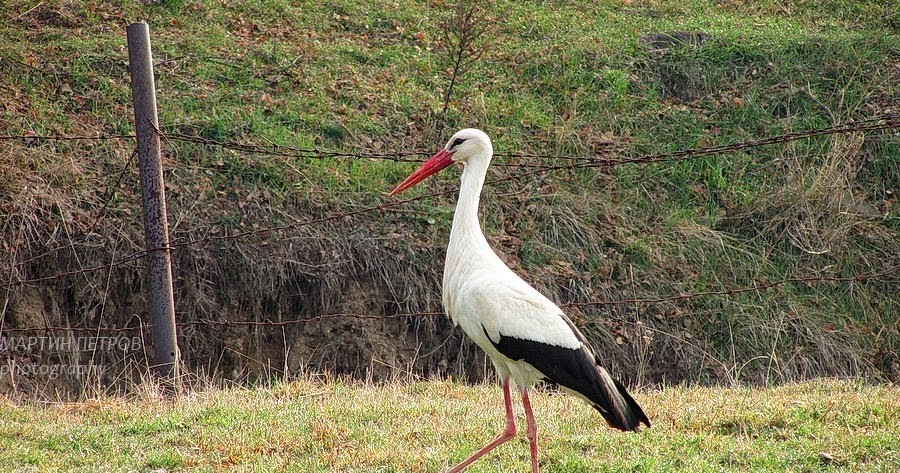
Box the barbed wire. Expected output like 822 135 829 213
0 130 603 167
582 114 899 168
160 131 431 163
159 131 614 165
3 114 898 289
3 113 895 165
0 134 136 142
1 264 896 334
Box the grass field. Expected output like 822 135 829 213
1 378 897 472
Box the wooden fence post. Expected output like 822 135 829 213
126 22 179 383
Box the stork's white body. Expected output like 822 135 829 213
391 128 648 473
442 145 579 387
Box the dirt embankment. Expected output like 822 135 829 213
2 147 897 399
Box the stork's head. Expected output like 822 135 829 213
390 128 492 195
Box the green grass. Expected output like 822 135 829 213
1 378 897 471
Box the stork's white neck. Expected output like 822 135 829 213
442 143 513 318
449 153 491 249
443 148 509 314
443 151 496 313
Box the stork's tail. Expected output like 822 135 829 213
591 366 650 432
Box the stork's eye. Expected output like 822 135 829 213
450 138 467 149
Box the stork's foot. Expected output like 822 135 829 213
446 378 517 473
446 421 516 473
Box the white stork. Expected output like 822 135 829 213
391 129 650 472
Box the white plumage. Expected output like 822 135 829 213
392 128 649 473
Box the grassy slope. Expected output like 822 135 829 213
0 0 898 386
1 379 898 472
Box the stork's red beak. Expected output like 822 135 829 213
390 149 454 195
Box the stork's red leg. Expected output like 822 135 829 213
447 377 517 473
521 387 540 473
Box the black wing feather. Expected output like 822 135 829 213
483 314 650 431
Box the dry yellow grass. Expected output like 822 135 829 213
1 378 897 471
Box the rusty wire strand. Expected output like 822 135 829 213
2 113 894 163
0 130 590 165
0 134 136 141
130 131 598 167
